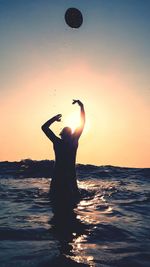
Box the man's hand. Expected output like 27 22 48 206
72 99 83 107
53 114 62 122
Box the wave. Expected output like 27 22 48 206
0 159 149 179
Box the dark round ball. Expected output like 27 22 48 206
65 8 83 29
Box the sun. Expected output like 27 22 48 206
64 111 90 134
64 111 81 133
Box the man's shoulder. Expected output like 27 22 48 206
53 136 61 145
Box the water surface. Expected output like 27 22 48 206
0 165 150 266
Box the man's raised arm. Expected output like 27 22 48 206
72 100 85 140
41 114 62 143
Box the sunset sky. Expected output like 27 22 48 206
0 0 150 167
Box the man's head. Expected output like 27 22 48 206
59 127 72 140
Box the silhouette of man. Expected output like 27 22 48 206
41 100 85 207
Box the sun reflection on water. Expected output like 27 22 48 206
62 179 117 266
32 177 118 266
70 234 95 266
76 180 114 226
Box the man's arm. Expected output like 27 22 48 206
41 114 62 143
72 100 85 140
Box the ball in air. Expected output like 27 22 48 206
65 8 83 29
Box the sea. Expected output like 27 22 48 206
0 161 150 267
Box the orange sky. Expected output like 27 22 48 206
0 1 150 167
0 60 150 167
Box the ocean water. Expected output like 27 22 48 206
0 165 150 267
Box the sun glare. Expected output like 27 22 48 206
64 111 81 133
64 111 90 134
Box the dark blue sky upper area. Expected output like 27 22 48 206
0 0 150 97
